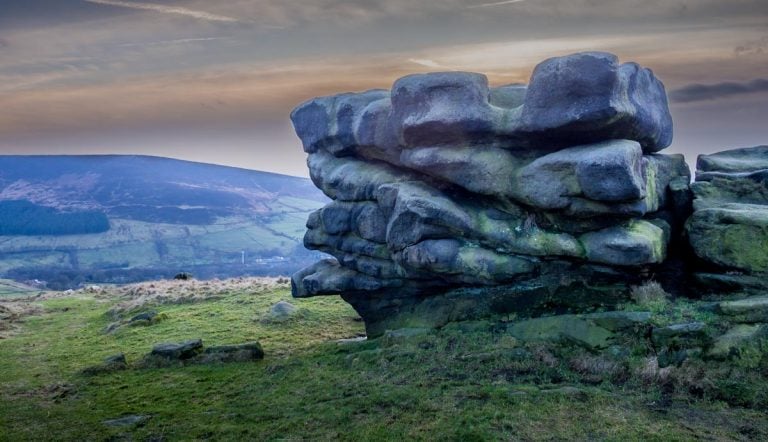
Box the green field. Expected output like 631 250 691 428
0 192 327 288
1 281 767 440
0 213 308 274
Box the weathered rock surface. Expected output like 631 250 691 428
651 322 712 367
267 301 298 320
129 311 158 323
522 53 673 152
707 324 766 360
80 353 129 376
138 339 264 367
200 342 264 363
150 339 203 360
652 322 710 349
717 296 768 323
687 146 768 290
290 52 690 337
505 311 654 350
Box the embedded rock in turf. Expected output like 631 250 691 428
200 342 264 363
290 51 691 337
150 339 203 360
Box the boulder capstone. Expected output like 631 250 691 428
290 51 690 337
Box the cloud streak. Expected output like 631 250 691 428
117 37 226 48
408 58 446 69
670 78 768 103
84 0 240 23
466 0 526 8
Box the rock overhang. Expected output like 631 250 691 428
289 51 691 336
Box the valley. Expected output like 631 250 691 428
0 156 328 288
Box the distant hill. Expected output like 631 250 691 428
0 155 328 288
0 279 40 298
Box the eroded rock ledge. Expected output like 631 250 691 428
290 51 692 337
687 145 768 292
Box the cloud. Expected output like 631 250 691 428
408 58 446 69
117 37 226 48
2 28 761 134
466 0 526 9
734 35 768 55
84 0 240 23
669 78 768 103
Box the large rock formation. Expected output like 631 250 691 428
687 146 768 292
290 52 690 337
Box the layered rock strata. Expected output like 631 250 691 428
687 146 768 292
290 52 690 336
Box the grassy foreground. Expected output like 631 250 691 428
1 280 767 441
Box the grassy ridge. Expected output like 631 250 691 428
1 282 767 440
0 280 39 299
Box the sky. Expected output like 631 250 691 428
0 0 767 177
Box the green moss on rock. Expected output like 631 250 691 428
580 219 666 266
507 315 615 350
707 324 766 364
687 205 768 273
717 296 768 323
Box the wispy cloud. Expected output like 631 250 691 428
407 58 445 69
84 0 240 23
670 78 768 103
118 37 226 48
466 0 526 9
734 35 768 55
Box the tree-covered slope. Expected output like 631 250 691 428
0 155 328 287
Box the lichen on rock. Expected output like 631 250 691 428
290 51 691 337
687 145 768 288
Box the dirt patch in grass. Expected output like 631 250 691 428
103 277 288 318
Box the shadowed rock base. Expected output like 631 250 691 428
341 264 651 338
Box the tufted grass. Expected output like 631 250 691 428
1 282 768 441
